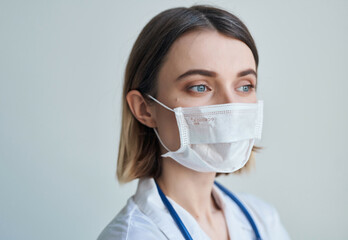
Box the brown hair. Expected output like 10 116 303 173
117 5 262 183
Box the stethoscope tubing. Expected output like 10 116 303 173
155 180 262 240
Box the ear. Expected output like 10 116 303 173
126 90 157 128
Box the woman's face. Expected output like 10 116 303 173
152 30 257 152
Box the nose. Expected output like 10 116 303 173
215 83 257 104
218 89 236 104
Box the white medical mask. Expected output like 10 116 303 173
147 95 264 173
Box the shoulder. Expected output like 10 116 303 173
233 192 291 240
97 197 164 240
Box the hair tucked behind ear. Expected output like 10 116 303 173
117 4 262 183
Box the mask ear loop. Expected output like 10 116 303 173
153 128 171 152
146 94 175 152
146 95 174 112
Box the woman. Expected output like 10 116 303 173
98 5 290 240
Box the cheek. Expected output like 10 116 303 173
249 94 258 103
235 91 258 103
155 107 181 152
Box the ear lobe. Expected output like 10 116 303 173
126 90 157 128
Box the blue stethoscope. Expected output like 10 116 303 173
155 180 262 240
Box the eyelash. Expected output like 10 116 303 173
188 84 210 93
188 84 255 93
236 84 255 93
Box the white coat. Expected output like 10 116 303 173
97 178 291 240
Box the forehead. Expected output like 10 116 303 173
158 30 256 80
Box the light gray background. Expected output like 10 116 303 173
1 0 347 239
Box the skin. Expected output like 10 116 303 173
127 29 258 240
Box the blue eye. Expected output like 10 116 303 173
190 84 208 92
237 84 254 93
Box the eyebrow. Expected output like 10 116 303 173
176 68 257 81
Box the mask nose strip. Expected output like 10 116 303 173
147 95 175 112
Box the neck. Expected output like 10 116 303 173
155 157 218 220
